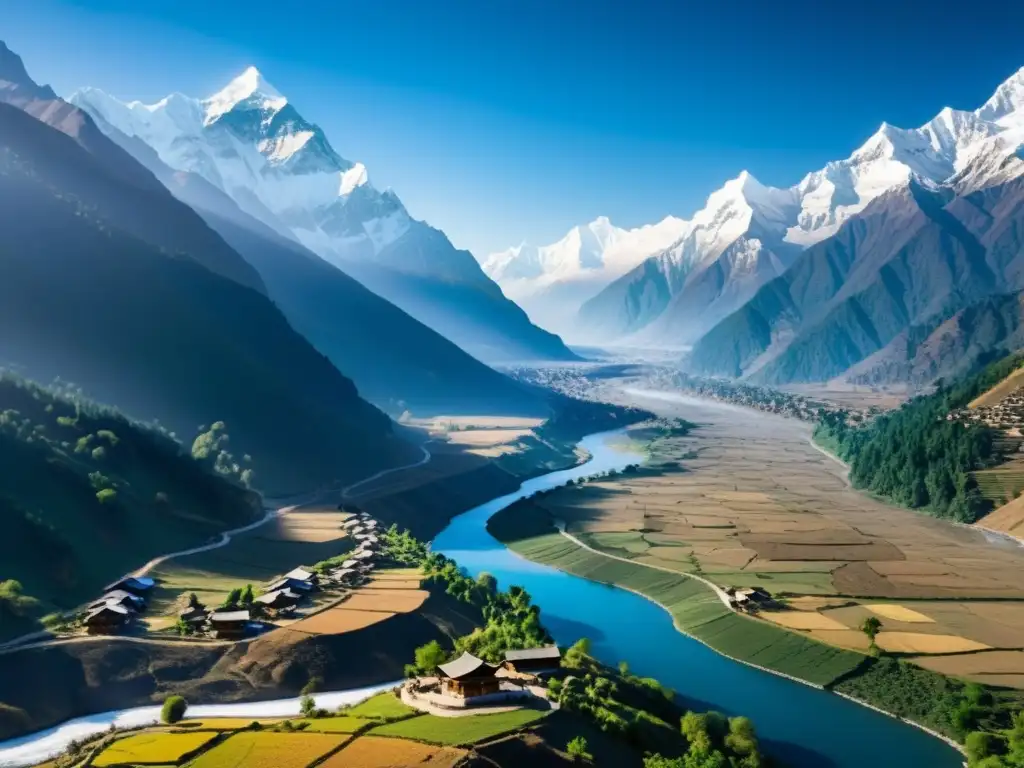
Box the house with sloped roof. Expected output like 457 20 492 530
84 604 130 633
103 576 155 597
503 645 562 674
436 652 501 698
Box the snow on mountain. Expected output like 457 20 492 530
577 64 1024 346
71 69 406 266
482 214 687 336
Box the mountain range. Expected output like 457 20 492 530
0 40 569 495
70 70 576 365
490 64 1024 389
482 215 688 336
687 67 1024 385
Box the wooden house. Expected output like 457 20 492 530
503 645 562 674
103 576 155 597
436 652 501 698
90 590 145 613
328 567 358 585
266 577 314 594
254 588 302 610
208 610 251 639
84 604 130 633
284 567 319 585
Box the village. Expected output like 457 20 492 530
80 510 382 639
948 389 1024 433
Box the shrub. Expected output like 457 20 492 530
161 695 187 724
566 735 591 762
96 488 117 505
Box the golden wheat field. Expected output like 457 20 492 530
319 736 467 768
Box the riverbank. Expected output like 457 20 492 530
431 429 963 767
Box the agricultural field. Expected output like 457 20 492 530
979 493 1024 537
319 735 466 767
404 415 544 458
368 708 550 745
187 731 346 768
301 716 373 733
92 730 218 766
495 388 1024 688
145 500 356 621
344 692 418 721
282 577 429 637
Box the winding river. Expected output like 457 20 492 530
0 424 965 768
432 429 963 768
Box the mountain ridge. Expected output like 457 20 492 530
572 64 1024 350
71 71 578 363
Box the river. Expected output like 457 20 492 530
0 413 965 767
432 428 963 768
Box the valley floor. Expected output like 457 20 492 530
485 381 1024 738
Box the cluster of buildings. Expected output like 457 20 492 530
949 393 1024 434
83 511 383 639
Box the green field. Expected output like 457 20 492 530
343 692 417 721
300 716 372 733
368 709 548 745
489 504 865 687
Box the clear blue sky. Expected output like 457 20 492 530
6 0 1024 257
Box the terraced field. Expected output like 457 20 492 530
83 692 552 768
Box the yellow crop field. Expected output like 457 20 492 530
188 732 346 768
319 736 466 767
760 612 848 631
865 604 935 623
93 731 218 766
877 632 991 654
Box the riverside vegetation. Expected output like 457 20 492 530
380 526 773 766
814 354 1024 522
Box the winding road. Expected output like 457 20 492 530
552 519 733 608
0 442 434 653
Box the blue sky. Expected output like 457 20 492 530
6 0 1024 256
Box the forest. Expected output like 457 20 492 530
814 354 1024 522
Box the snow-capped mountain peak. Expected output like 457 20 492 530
71 69 412 265
978 66 1024 123
203 65 286 124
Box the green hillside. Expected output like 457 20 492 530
0 373 259 641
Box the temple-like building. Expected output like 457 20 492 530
436 652 501 698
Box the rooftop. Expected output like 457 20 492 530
209 610 250 622
437 651 499 680
504 645 561 662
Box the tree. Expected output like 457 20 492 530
300 694 316 718
221 587 243 609
566 735 592 762
301 677 323 696
161 695 187 724
96 488 117 505
240 584 255 606
413 640 448 674
0 580 39 618
860 616 882 642
476 572 498 596
966 731 1005 764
